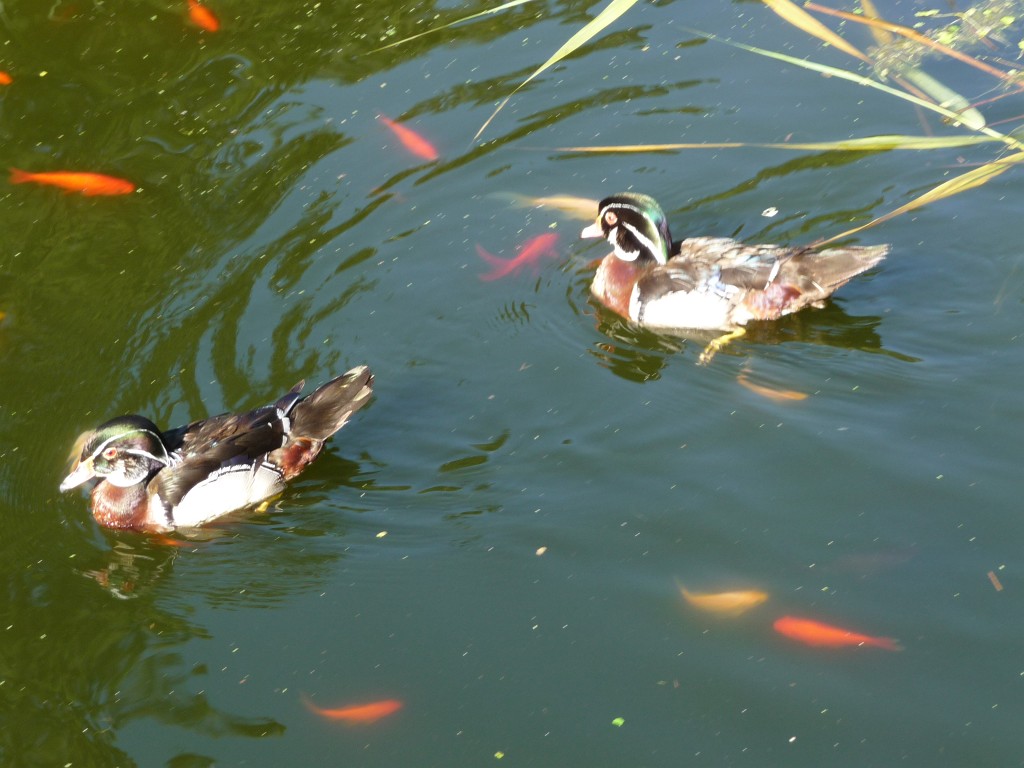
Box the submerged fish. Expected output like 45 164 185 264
736 372 808 402
0 71 12 86
477 232 559 281
10 168 135 196
188 0 219 32
302 695 403 724
377 115 438 161
679 586 769 616
773 615 902 651
495 192 600 221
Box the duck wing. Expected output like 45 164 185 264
151 384 307 513
674 237 888 319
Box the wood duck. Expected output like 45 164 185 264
580 192 889 362
60 366 373 532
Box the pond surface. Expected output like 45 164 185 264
1 0 1022 765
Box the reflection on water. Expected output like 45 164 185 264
588 298 901 381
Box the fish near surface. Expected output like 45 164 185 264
773 615 902 651
736 372 808 402
188 0 220 31
477 233 559 281
10 168 135 195
377 115 439 161
302 695 403 724
679 586 769 616
495 192 600 221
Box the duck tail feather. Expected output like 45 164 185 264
290 365 374 441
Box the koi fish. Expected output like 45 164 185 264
188 0 220 32
10 168 135 196
679 586 768 616
773 615 902 651
495 192 600 221
736 372 808 402
377 115 438 161
302 694 403 724
0 72 12 86
477 233 559 281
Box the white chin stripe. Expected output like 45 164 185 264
620 220 661 263
581 222 603 239
617 247 640 262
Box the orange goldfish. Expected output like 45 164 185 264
680 586 768 616
0 71 12 86
377 115 438 161
773 615 902 651
302 694 403 724
188 0 220 32
477 233 559 281
10 168 135 196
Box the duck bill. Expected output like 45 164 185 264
60 459 96 492
580 222 604 239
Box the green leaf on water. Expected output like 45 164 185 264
474 0 642 142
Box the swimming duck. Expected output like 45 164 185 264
581 192 888 362
60 366 373 532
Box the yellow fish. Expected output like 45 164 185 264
679 586 769 616
737 372 808 402
493 192 599 221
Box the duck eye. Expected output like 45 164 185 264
604 211 618 226
102 447 117 460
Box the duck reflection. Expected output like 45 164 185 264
589 299 906 382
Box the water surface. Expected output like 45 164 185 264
1 1 1021 765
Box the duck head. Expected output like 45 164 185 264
581 192 673 265
61 415 170 491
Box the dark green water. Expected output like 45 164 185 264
1 0 1022 765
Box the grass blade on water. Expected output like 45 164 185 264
556 134 1000 153
817 150 1024 244
371 0 539 52
762 0 871 63
474 0 641 142
682 28 1018 146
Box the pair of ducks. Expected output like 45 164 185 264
63 193 888 532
